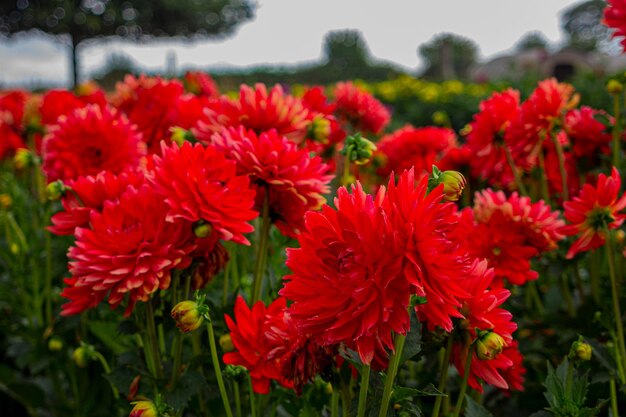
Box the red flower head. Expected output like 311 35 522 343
300 86 345 147
473 188 565 253
224 296 295 394
39 89 91 126
604 0 626 51
382 169 472 332
211 127 333 237
499 341 526 393
42 105 146 182
451 262 518 392
507 79 578 169
281 182 411 367
376 126 457 179
183 71 219 98
454 208 539 287
113 75 202 154
0 121 25 160
0 91 27 159
61 185 196 316
149 141 257 245
466 89 521 188
561 167 626 259
565 106 612 158
195 84 310 143
333 81 391 134
49 170 146 236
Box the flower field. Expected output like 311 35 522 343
3 6 626 417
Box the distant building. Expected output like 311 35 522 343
471 48 626 82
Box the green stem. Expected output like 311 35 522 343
342 149 352 186
340 384 351 417
550 131 569 201
251 187 271 304
356 364 371 417
378 333 407 417
330 387 339 417
565 360 574 400
44 217 53 326
527 281 545 316
207 319 234 417
590 250 601 304
191 332 209 417
248 374 257 417
145 302 163 379
452 346 474 417
572 266 586 304
504 144 528 196
537 145 550 205
93 352 119 399
234 380 242 417
171 274 191 386
223 250 232 307
613 93 621 168
560 274 575 318
432 336 454 417
610 377 619 417
605 225 626 383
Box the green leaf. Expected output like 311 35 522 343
165 370 208 411
465 395 494 417
90 321 132 354
400 310 422 365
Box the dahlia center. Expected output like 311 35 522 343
83 146 104 166
587 207 614 231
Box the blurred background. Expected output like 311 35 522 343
1 0 625 91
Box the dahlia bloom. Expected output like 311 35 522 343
376 126 457 178
0 121 25 160
473 189 565 253
507 79 578 169
183 71 219 98
561 167 626 259
61 185 196 316
451 262 518 392
281 182 411 367
49 170 146 236
0 90 27 158
42 105 146 182
454 208 539 287
149 141 257 245
565 107 612 158
466 89 521 188
604 0 626 51
333 81 391 134
113 75 202 153
39 89 92 126
499 341 526 393
223 296 295 394
382 169 472 332
195 83 310 143
211 127 333 237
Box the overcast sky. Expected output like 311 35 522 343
0 0 581 87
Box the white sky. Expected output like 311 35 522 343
0 0 580 87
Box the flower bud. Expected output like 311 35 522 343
72 345 92 368
129 400 158 417
48 337 63 352
193 222 213 239
341 133 377 165
13 149 38 169
171 300 204 333
475 331 505 360
170 127 195 146
615 229 625 244
428 166 467 202
46 180 67 201
0 194 12 210
307 115 331 144
219 333 235 352
569 339 592 362
127 375 141 401
607 79 624 95
432 111 450 127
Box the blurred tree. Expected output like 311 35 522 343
418 33 479 80
323 29 370 70
0 0 256 87
561 0 609 51
516 31 550 51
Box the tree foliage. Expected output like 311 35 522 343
0 0 256 85
418 32 479 80
560 0 609 51
516 31 550 51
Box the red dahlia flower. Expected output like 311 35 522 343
49 170 145 236
473 189 564 253
382 169 472 332
149 141 257 245
281 182 411 367
211 127 333 237
565 107 612 158
451 262 518 392
333 81 390 134
499 341 526 393
183 71 219 98
195 84 310 143
561 167 626 259
39 89 93 126
604 0 626 51
42 105 146 182
224 296 295 394
0 90 26 129
466 89 521 188
61 185 196 316
507 79 578 169
376 126 457 179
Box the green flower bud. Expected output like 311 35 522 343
569 338 592 362
475 331 505 360
607 79 624 95
219 333 235 352
193 222 213 239
48 337 63 352
171 300 205 333
46 180 67 201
